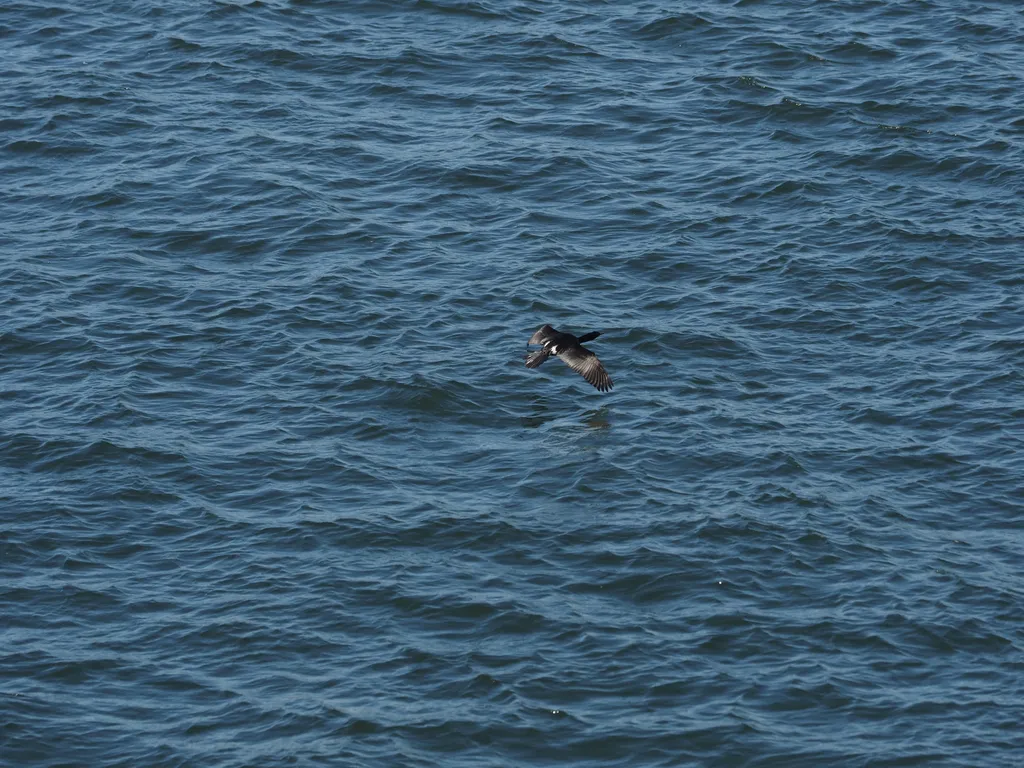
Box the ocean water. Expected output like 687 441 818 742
2 0 1022 765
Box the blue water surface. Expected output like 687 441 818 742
2 1 1022 765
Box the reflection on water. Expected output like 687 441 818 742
519 396 612 432
582 406 611 431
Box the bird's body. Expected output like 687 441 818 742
524 324 613 392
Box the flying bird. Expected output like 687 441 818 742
524 324 613 392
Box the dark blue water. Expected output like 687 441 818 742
2 1 1022 765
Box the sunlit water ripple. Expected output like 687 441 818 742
2 0 1022 765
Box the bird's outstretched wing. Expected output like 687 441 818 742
524 349 550 369
528 325 557 346
558 347 613 392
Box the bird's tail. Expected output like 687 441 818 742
577 331 601 344
524 349 550 369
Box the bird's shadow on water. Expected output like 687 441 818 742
520 396 612 433
581 406 611 430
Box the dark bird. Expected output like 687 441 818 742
524 324 613 392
